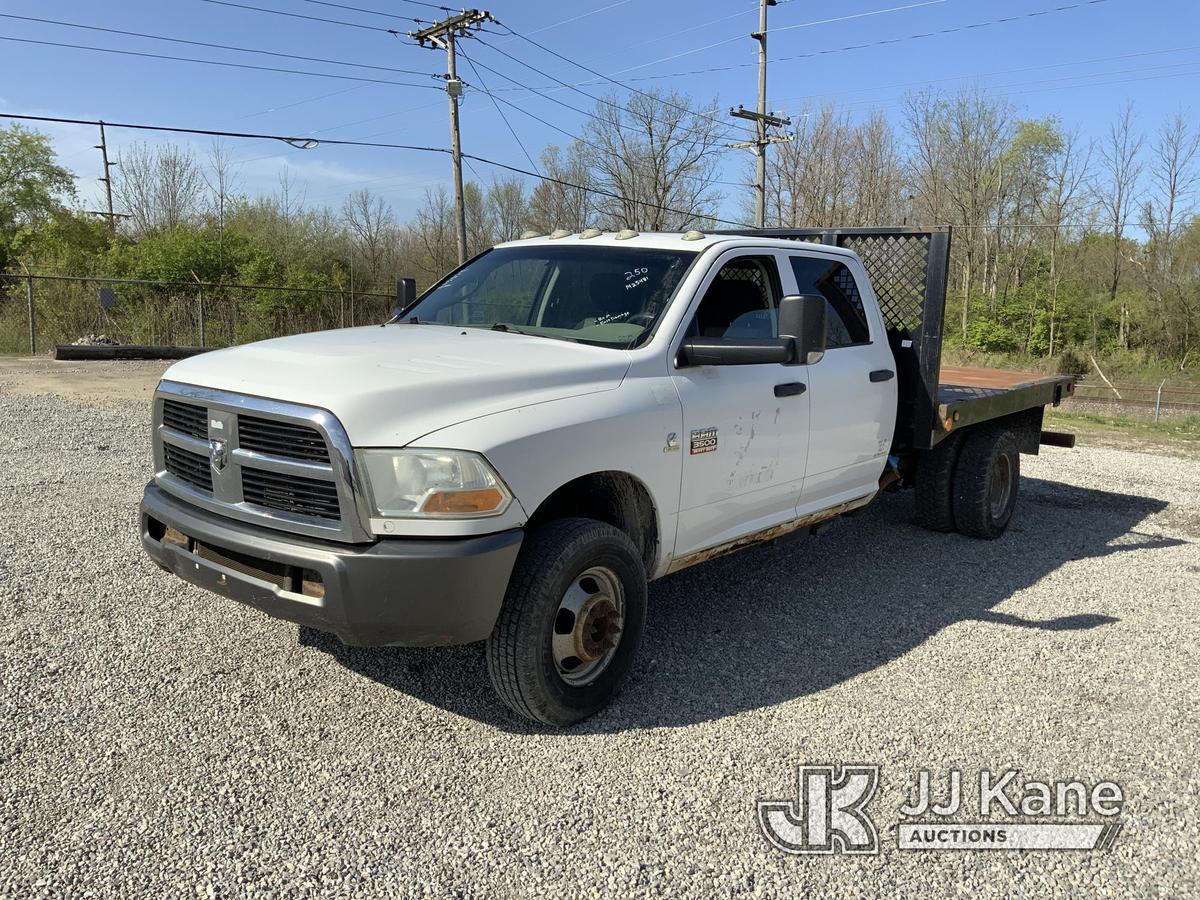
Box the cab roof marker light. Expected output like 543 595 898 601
549 228 572 239
614 229 639 240
682 230 705 241
579 228 603 239
519 230 545 240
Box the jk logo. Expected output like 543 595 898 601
757 765 880 855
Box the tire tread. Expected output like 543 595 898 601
486 518 643 725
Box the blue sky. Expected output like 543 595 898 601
1 0 1197 223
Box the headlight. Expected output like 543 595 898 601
357 448 513 519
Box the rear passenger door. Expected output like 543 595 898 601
785 253 898 513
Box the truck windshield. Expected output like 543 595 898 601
402 245 698 348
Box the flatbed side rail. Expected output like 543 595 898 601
717 226 952 449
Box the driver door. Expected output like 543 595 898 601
670 251 812 559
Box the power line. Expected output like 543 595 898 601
201 0 407 34
773 55 1200 117
588 0 1113 84
524 0 635 37
0 112 444 152
0 36 444 90
606 0 950 77
467 34 753 142
456 43 541 175
766 45 1200 111
0 12 435 76
0 112 750 228
449 50 749 189
303 0 438 21
489 23 754 137
463 79 750 190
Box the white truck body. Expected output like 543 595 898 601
163 233 895 567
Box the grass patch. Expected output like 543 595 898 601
1045 409 1200 444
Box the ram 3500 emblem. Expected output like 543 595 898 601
209 438 229 473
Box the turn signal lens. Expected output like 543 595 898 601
421 487 507 514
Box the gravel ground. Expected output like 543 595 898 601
2 360 1199 898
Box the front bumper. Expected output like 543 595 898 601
140 483 523 647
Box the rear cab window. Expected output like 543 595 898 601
788 256 871 348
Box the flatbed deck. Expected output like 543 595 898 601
936 365 1075 436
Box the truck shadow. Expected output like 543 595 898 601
308 476 1180 732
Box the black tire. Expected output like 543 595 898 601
914 431 965 532
952 427 1020 539
486 518 647 726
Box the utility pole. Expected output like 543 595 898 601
95 121 117 234
410 9 494 265
730 0 791 228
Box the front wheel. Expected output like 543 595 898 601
486 518 647 726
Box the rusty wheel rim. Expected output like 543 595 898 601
989 453 1013 519
551 566 625 687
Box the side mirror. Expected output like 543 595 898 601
677 337 793 367
391 277 417 319
778 294 827 364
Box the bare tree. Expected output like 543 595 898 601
1094 102 1145 349
487 177 528 242
113 142 205 234
463 181 493 258
342 188 396 288
203 140 242 276
412 186 457 281
1039 129 1092 356
761 105 904 228
851 111 905 225
905 89 1014 338
1140 112 1199 355
582 90 725 231
761 104 854 227
527 142 597 233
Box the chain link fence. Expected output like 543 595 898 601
1063 376 1200 421
0 273 399 354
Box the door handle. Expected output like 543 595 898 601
869 369 895 382
774 382 806 397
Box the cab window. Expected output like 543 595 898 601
789 256 871 348
687 256 781 340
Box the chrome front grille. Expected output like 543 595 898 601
163 443 213 492
162 399 207 440
241 467 341 520
237 414 331 463
152 382 368 542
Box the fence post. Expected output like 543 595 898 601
198 286 206 348
1155 377 1167 423
26 275 36 355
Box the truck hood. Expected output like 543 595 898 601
163 324 631 446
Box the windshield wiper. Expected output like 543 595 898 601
490 322 580 343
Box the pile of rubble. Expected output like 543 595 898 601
71 334 121 346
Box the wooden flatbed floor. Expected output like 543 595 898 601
939 365 1062 394
933 365 1076 436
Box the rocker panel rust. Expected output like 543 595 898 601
666 495 875 575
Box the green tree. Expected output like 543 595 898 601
0 124 76 268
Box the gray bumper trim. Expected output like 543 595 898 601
140 483 522 647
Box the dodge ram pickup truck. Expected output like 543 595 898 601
140 227 1076 725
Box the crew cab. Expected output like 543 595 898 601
140 227 1075 725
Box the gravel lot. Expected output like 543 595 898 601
2 358 1199 898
